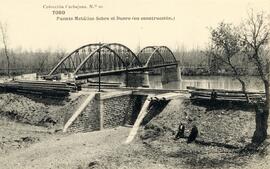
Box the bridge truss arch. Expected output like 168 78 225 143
47 43 178 80
48 43 143 76
136 46 177 68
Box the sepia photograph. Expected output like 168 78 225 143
0 0 270 168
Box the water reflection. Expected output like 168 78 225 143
86 75 265 91
151 75 264 91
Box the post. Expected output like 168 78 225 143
126 67 129 87
125 56 129 87
98 47 101 92
267 59 270 115
96 93 104 130
267 59 269 82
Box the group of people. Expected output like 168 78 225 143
174 123 198 144
173 90 217 143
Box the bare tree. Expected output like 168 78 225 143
240 10 270 144
36 52 49 74
0 22 10 77
208 22 250 101
209 10 270 145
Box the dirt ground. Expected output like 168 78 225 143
0 93 270 169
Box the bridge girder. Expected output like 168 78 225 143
48 43 142 76
136 46 177 67
47 43 178 79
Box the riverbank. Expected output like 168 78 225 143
0 95 269 169
0 92 87 128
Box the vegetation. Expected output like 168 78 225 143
0 22 10 77
208 22 250 101
209 10 270 145
0 48 66 76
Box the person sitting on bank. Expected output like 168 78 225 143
174 123 185 140
187 125 198 144
210 89 217 101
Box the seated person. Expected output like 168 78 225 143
187 125 198 143
175 123 185 140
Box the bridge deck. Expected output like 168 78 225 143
74 63 177 80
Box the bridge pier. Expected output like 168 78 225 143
123 71 150 88
161 65 181 84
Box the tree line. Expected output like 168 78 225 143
0 45 258 77
0 48 66 76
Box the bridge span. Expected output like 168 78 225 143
45 43 181 87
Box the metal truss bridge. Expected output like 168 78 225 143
47 43 178 80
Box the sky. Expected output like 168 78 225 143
0 0 269 52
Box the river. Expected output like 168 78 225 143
151 75 264 91
100 74 265 91
1 74 265 92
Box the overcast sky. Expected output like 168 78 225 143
0 0 269 52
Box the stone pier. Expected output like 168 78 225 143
123 71 150 88
161 65 181 84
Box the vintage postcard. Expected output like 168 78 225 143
0 0 270 168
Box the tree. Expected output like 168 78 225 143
36 50 49 74
240 10 270 144
0 22 10 77
208 22 250 101
209 10 270 145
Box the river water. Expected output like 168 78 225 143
100 74 264 91
0 74 265 92
152 75 264 91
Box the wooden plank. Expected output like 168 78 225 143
0 80 75 97
187 86 264 94
3 84 72 92
190 92 265 99
188 86 265 102
150 92 188 100
125 95 152 144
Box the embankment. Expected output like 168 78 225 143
0 93 87 128
0 96 268 169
